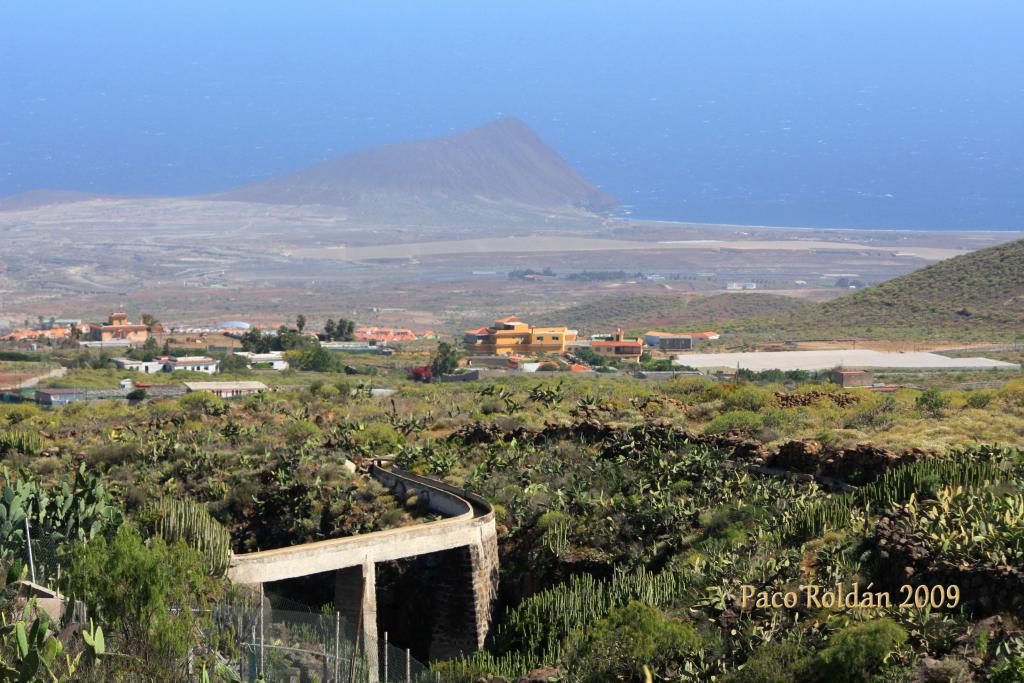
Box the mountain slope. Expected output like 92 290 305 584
0 190 119 211
539 292 806 335
735 238 1024 339
214 117 616 218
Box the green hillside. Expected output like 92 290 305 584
540 292 805 334
732 238 1024 341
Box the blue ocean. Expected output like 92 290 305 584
1 0 1021 230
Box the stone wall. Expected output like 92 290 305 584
872 510 1024 616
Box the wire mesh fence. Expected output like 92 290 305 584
10 526 62 588
210 603 436 683
12 530 437 682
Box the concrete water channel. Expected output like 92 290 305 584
227 463 499 680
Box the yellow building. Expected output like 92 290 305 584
463 316 577 355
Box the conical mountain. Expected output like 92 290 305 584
214 117 617 217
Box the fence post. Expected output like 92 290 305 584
348 574 365 683
24 518 36 584
258 584 265 677
250 622 257 682
335 612 341 682
383 632 388 683
238 608 245 682
405 648 411 683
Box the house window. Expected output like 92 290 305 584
536 336 544 341
552 336 559 341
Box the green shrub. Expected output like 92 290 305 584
918 657 971 683
845 394 899 430
724 641 814 683
2 404 40 425
814 619 907 683
703 410 763 435
284 418 321 444
354 422 404 453
64 525 224 682
379 508 406 527
480 399 503 415
723 386 773 412
178 391 228 416
990 656 1024 683
661 377 721 403
537 509 570 531
965 390 995 409
998 380 1024 408
286 344 341 372
915 389 950 416
566 601 700 682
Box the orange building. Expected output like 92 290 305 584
354 327 418 343
591 329 644 363
90 312 149 344
463 316 577 356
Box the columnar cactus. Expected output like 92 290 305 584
150 497 231 575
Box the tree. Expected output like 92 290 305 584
335 318 355 341
324 319 337 341
431 341 460 376
576 346 619 368
141 313 159 330
126 388 147 402
139 336 159 361
295 314 307 332
65 525 225 682
277 326 315 350
240 329 272 353
214 351 248 372
285 345 339 372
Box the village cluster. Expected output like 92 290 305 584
0 311 727 403
4 311 1017 408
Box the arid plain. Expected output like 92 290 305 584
1 195 1019 332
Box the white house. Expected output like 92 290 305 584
184 381 267 398
234 351 289 370
163 356 219 374
112 358 165 374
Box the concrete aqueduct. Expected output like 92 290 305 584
226 463 499 676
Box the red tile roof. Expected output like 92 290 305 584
592 340 642 348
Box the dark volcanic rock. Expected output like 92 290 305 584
872 509 1024 616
